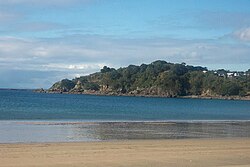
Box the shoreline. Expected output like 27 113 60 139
1 88 248 101
1 139 250 167
3 119 250 124
39 90 250 101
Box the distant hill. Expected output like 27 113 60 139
43 60 250 99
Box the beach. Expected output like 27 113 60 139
1 139 250 167
1 90 250 166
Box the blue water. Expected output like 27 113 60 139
1 89 250 143
0 89 250 121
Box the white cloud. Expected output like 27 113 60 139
0 35 250 88
1 35 250 70
43 63 106 71
234 28 250 41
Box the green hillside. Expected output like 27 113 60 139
48 60 250 98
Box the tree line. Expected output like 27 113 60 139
49 60 250 97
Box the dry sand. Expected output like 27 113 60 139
1 139 250 167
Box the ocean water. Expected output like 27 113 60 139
0 89 250 143
1 89 250 121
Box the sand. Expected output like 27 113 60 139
1 139 250 167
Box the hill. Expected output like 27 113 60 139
43 60 250 99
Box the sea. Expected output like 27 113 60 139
0 89 250 143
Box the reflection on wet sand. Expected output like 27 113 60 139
71 121 250 140
1 121 250 143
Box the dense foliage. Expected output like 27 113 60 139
49 60 250 97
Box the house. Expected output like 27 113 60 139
227 73 234 77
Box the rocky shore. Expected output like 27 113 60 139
34 88 250 101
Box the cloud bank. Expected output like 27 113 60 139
0 34 249 88
234 28 250 41
0 0 250 88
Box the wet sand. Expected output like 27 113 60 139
1 139 250 167
2 121 250 143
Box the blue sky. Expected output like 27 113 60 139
0 0 250 88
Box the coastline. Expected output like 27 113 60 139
1 139 250 167
36 89 250 101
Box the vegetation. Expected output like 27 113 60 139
48 60 250 98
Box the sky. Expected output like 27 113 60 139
0 0 250 88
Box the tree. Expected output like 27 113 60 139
50 79 75 92
49 60 249 97
220 81 241 96
172 64 188 76
189 71 204 95
156 71 187 96
101 66 114 73
84 82 100 91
